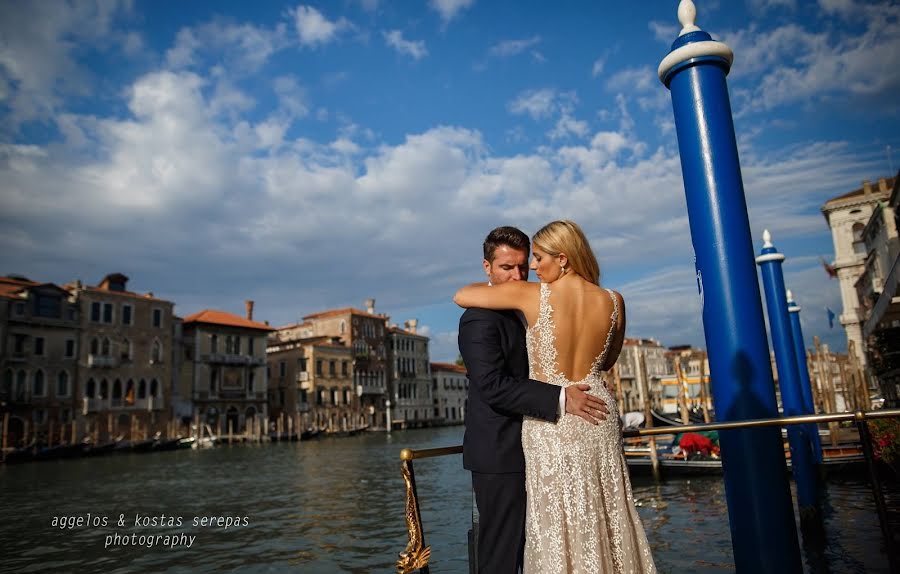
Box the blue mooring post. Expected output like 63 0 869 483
658 2 802 571
756 230 821 516
786 289 824 463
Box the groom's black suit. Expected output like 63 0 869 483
459 307 560 574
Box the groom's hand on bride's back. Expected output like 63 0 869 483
564 384 608 425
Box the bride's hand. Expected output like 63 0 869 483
565 384 608 425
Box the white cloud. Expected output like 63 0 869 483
591 57 606 78
648 21 678 44
383 30 428 60
605 67 655 94
508 88 559 120
166 21 289 72
291 5 350 47
489 36 542 58
429 0 475 24
0 1 136 129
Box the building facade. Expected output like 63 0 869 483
856 173 900 405
387 320 433 427
613 338 670 414
180 306 270 437
431 362 467 424
822 176 895 368
73 274 174 442
1 276 80 446
299 300 389 429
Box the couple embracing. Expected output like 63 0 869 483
456 222 656 574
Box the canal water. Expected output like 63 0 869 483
0 426 896 573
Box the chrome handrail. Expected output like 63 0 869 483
396 408 900 574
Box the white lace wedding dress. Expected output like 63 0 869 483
522 283 656 574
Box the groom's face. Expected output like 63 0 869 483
483 244 529 285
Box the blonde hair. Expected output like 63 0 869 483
532 220 600 285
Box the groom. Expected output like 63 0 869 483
458 225 608 574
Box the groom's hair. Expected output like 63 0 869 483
483 226 530 262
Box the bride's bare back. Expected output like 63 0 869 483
522 276 626 383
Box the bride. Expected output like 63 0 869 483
454 220 656 574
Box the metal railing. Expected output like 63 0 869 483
396 408 900 574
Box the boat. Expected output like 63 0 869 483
33 443 85 461
2 443 36 464
300 429 321 441
153 437 184 451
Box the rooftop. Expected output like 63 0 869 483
183 309 273 331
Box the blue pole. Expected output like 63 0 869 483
658 2 801 571
787 290 824 463
756 230 820 514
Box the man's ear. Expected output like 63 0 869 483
482 259 491 277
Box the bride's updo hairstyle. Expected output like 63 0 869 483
532 220 601 285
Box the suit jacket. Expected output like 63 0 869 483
459 307 560 473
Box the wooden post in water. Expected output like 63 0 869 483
848 341 869 411
675 361 691 424
639 354 660 480
814 337 839 446
699 354 711 423
59 419 65 445
107 413 112 441
70 419 76 444
805 350 822 413
48 419 55 448
612 365 624 412
2 412 9 460
228 420 233 444
23 419 29 447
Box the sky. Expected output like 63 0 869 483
1 0 899 362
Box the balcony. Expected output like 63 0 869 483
203 353 266 366
7 353 27 363
297 371 309 383
358 383 385 396
82 398 106 413
88 354 118 368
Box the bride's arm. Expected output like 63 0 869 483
453 281 538 312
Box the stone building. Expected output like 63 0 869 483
822 176 896 368
180 304 271 437
267 329 358 433
387 320 433 428
613 338 670 413
855 172 900 405
431 362 467 424
0 276 80 446
297 299 389 429
72 273 174 442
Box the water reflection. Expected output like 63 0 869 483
0 426 895 573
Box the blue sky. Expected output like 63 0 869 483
1 0 898 362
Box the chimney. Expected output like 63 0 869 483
406 319 418 334
863 180 872 195
878 177 889 193
365 298 375 314
246 300 254 321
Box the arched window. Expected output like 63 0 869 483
113 379 122 400
33 370 45 397
121 338 132 360
211 334 218 354
150 379 159 397
87 378 96 398
101 337 111 356
340 320 346 334
248 371 255 393
90 337 99 355
138 379 147 399
57 371 69 397
151 340 162 363
99 379 108 399
225 336 233 355
3 369 12 397
210 368 218 393
125 380 135 404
